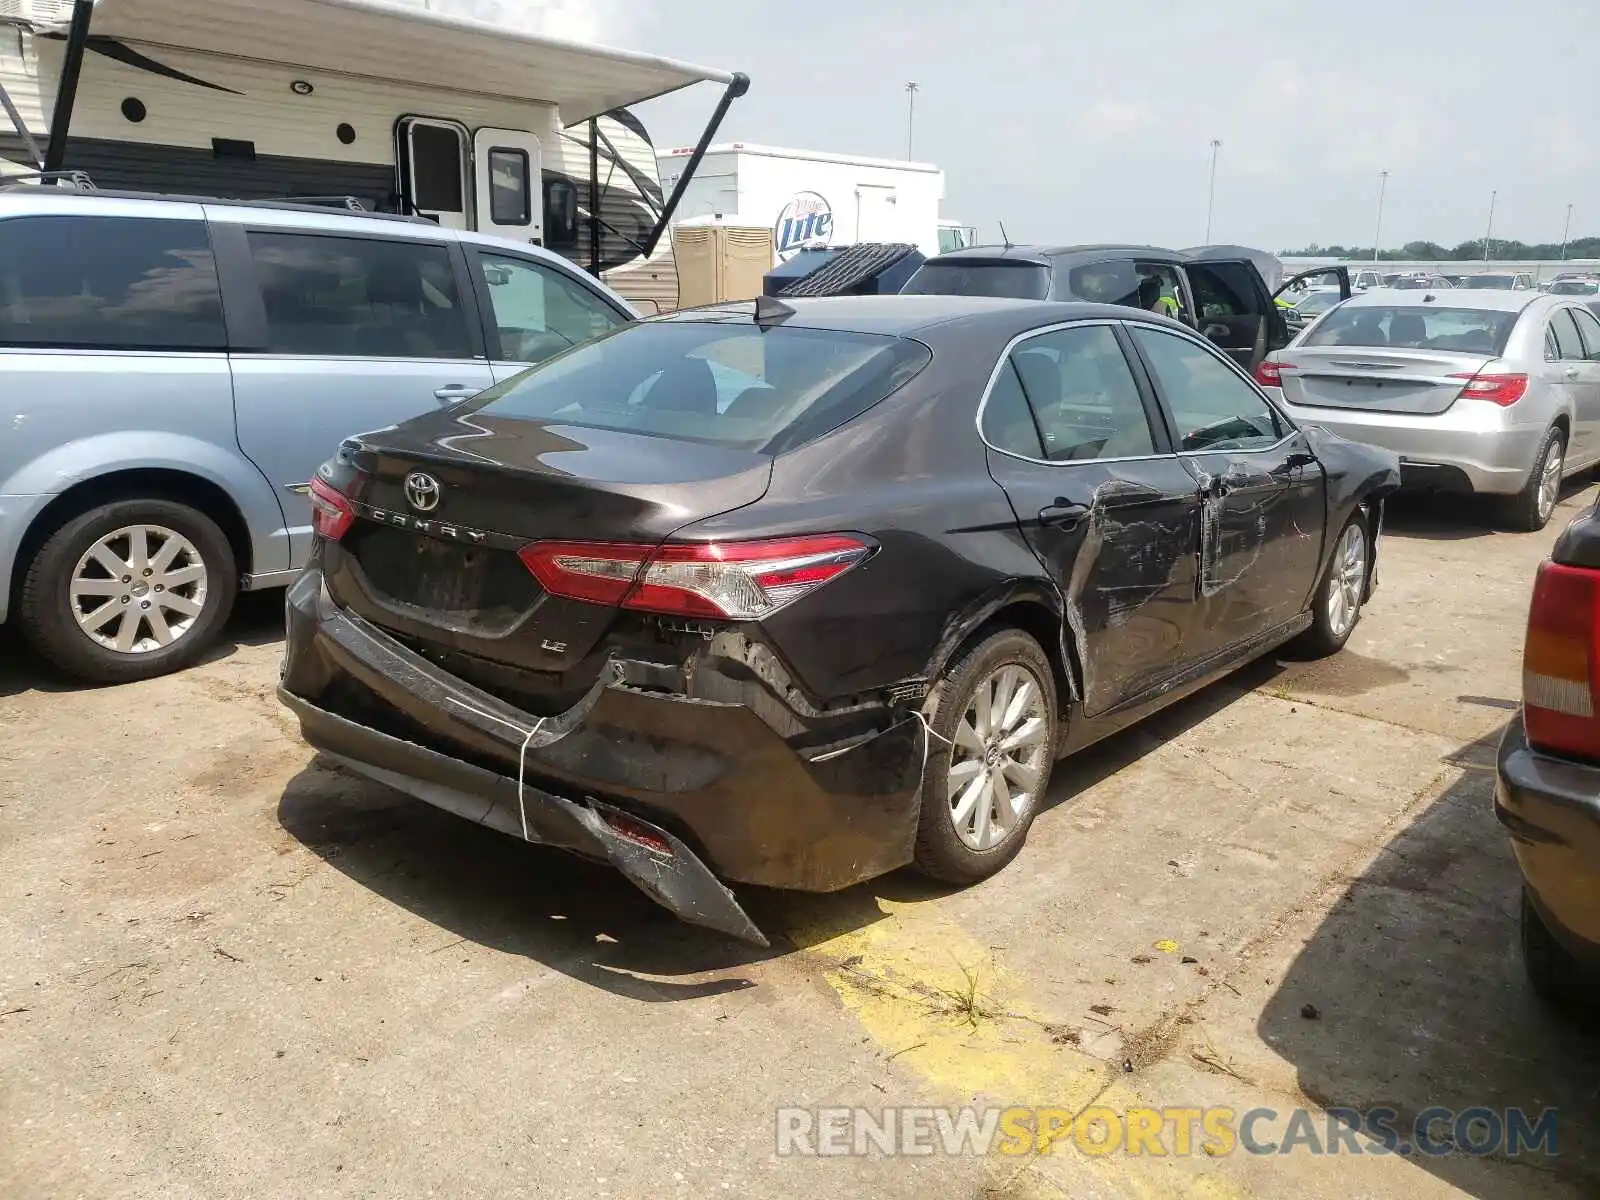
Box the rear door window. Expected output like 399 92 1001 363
980 361 1046 458
0 214 225 350
1550 308 1586 361
1007 324 1156 461
1570 307 1600 360
1065 260 1185 319
1130 326 1285 452
246 231 473 359
901 261 1050 299
471 320 931 453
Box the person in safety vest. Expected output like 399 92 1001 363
1138 272 1181 318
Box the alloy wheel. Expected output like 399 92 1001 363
1538 440 1564 523
947 663 1051 851
1326 521 1368 640
69 525 210 655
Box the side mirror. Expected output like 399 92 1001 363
1202 323 1230 342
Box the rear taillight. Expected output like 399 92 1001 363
519 534 874 620
1523 560 1600 760
1450 372 1528 406
308 476 354 541
1253 359 1284 387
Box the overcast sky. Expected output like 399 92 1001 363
417 0 1597 252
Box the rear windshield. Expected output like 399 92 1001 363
1549 280 1599 296
1459 275 1514 289
902 261 1050 300
1301 305 1519 354
466 320 932 453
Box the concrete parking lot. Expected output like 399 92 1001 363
3 487 1599 1200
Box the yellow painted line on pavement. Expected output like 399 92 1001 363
787 898 1255 1199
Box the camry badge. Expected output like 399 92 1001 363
404 472 441 513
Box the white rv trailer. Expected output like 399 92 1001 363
657 143 960 262
0 0 747 282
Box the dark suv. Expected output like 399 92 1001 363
902 243 1344 370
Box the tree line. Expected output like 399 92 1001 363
1280 237 1600 261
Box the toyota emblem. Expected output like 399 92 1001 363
404 472 441 513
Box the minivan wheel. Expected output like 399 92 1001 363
1520 889 1600 1013
1504 427 1565 532
912 629 1059 885
1295 512 1368 658
19 499 237 684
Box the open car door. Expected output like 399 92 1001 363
1273 265 1351 307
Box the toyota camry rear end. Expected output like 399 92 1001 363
278 306 957 945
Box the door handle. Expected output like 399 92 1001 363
434 384 480 404
1038 502 1089 528
1564 366 1581 379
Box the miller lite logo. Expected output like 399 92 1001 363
774 191 834 260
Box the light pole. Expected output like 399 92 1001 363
1560 203 1574 261
1372 170 1388 263
1205 139 1222 243
1483 190 1497 263
904 83 918 160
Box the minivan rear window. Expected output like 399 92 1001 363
901 261 1050 300
469 320 932 453
1301 305 1519 354
0 215 225 351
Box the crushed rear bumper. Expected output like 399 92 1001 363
277 568 925 945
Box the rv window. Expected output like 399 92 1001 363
474 251 627 364
488 149 531 226
246 232 473 359
410 123 465 213
0 215 225 351
544 178 580 249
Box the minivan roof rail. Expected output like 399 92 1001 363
0 183 437 225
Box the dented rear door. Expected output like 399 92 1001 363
980 322 1204 717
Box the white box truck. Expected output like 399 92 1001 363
657 142 965 262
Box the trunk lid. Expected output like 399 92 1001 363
346 412 771 543
1277 347 1493 416
325 412 772 695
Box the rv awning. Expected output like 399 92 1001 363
33 0 733 122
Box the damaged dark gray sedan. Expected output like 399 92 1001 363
279 296 1399 945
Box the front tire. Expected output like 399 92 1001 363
1503 426 1564 533
912 629 1059 885
18 499 237 684
1296 511 1368 658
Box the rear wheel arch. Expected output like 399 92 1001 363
10 469 253 608
931 590 1079 715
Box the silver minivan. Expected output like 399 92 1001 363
0 187 635 681
1255 290 1600 530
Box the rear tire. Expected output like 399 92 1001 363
1502 427 1564 533
912 629 1059 885
1295 511 1368 658
1521 889 1600 1013
18 499 237 684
